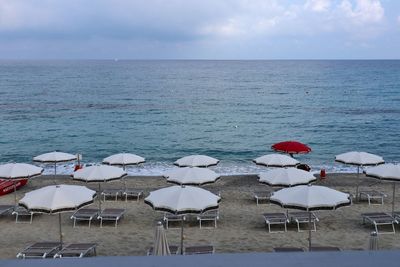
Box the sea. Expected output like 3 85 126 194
1 60 399 175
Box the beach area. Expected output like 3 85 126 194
0 173 399 259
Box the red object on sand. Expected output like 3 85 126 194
271 141 312 155
0 179 28 196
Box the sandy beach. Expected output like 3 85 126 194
0 173 399 259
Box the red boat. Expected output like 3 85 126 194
0 179 28 196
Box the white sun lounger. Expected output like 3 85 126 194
98 208 126 227
122 189 143 202
262 213 289 233
17 242 62 259
101 189 122 201
361 212 398 234
289 212 319 232
0 205 14 216
71 208 99 228
253 190 272 205
359 190 387 205
197 210 219 228
12 207 34 224
54 243 97 258
184 245 215 255
163 213 186 229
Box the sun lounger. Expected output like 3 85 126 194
16 242 62 259
197 210 219 228
0 205 14 216
163 213 186 229
98 208 126 227
101 189 122 201
12 207 34 224
253 190 272 205
273 247 305 252
310 246 341 252
262 213 289 233
184 245 215 255
289 212 319 232
122 188 143 202
54 243 97 258
361 212 398 234
147 245 179 256
71 208 99 227
359 190 387 205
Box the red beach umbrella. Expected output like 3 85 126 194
271 141 311 156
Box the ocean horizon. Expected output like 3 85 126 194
1 60 399 175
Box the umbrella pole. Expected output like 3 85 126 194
180 217 184 255
54 162 57 184
13 180 17 207
98 183 102 211
392 183 396 216
308 211 312 251
59 213 63 248
355 166 360 202
123 164 127 191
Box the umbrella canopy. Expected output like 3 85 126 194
0 163 43 179
366 164 400 214
335 151 384 200
270 185 351 251
253 154 300 167
145 185 220 215
19 184 96 246
174 155 219 167
145 185 220 254
335 152 384 166
271 141 311 155
153 221 171 256
0 163 44 205
102 153 145 166
19 184 96 213
258 167 316 187
72 165 127 183
163 167 220 186
33 151 77 163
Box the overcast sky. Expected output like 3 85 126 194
0 0 399 59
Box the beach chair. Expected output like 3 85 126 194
289 212 319 232
12 207 34 224
0 205 14 217
98 208 126 227
101 189 122 201
310 246 341 252
184 245 215 255
16 242 62 259
71 208 99 227
147 245 179 256
54 243 97 258
273 247 305 252
358 190 387 205
361 212 398 234
253 190 272 205
197 210 219 228
262 213 289 233
163 213 186 229
122 188 143 202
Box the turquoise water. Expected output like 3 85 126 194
1 60 399 174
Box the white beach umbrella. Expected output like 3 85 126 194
33 151 77 181
0 163 43 205
72 165 127 209
163 167 220 186
258 167 316 187
19 184 96 246
366 164 400 214
270 185 351 250
153 221 171 256
335 151 384 199
253 154 299 167
174 155 219 167
145 185 220 254
103 153 145 168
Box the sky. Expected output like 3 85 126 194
0 0 400 59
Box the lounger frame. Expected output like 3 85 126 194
289 212 319 232
263 213 289 233
197 210 219 228
98 208 126 227
71 208 99 228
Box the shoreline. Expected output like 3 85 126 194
0 173 398 259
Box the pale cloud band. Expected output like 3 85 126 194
0 0 398 59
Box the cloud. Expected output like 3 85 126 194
304 0 331 12
339 0 384 25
